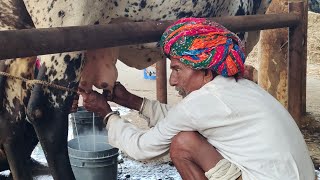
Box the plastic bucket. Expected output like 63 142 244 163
68 135 119 180
70 107 106 137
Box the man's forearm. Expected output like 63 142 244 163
116 94 143 111
140 99 172 127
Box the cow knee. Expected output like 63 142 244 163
169 132 200 161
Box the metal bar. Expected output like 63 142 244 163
156 60 167 104
288 2 304 126
0 13 300 60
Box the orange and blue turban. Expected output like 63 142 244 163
159 18 246 77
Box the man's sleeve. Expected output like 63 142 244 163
140 98 172 127
106 104 195 161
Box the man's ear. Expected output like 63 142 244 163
203 69 214 83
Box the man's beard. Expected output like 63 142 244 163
175 87 187 98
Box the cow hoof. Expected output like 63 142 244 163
0 173 13 180
29 158 50 175
0 158 49 178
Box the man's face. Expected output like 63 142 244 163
169 59 208 98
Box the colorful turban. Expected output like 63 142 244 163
159 18 246 77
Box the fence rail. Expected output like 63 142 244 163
0 13 300 60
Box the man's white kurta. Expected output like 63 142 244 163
107 76 315 180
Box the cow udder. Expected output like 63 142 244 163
79 47 119 97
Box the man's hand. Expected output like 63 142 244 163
104 82 143 111
105 82 133 106
79 89 112 117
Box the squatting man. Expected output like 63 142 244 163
77 18 315 180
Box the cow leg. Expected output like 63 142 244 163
30 111 72 180
27 53 84 180
23 122 48 173
0 123 39 173
0 147 8 171
2 126 41 179
27 73 75 180
28 97 72 180
0 61 7 110
0 62 8 172
0 0 39 177
0 122 41 174
0 56 37 179
0 117 33 180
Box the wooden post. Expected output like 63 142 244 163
258 0 289 108
156 60 167 104
301 0 308 115
288 2 305 126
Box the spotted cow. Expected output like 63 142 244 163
0 0 272 179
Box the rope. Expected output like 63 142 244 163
0 71 77 93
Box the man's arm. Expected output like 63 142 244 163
106 104 195 161
139 98 171 127
107 82 172 127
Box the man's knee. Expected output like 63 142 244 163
170 132 202 160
